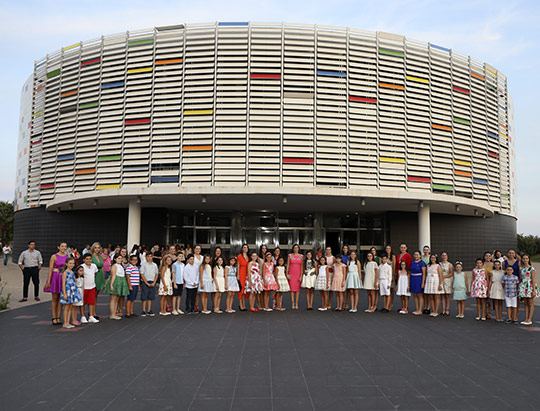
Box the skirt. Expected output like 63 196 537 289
215 277 226 293
490 282 504 300
331 273 345 292
104 276 130 296
95 270 106 291
158 275 173 296
396 275 410 296
246 273 264 294
227 276 240 292
363 271 376 290
276 273 290 292
44 270 63 294
410 274 423 294
442 277 453 294
199 278 215 293
453 288 467 301
315 273 328 291
424 274 441 294
264 273 279 291
346 272 362 289
73 286 84 306
301 272 317 289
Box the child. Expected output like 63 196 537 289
158 255 174 316
490 260 505 322
378 255 393 312
470 258 488 320
439 252 454 316
324 247 334 309
363 252 379 312
81 253 99 323
73 265 85 324
199 255 215 314
125 255 140 318
213 256 225 313
424 254 443 317
104 253 129 320
262 252 278 312
396 260 411 314
183 254 199 314
140 252 159 316
452 262 468 318
301 250 317 310
60 258 80 328
518 254 538 326
225 257 239 313
246 252 264 312
501 265 519 323
315 256 329 311
331 255 346 311
172 253 185 315
345 251 362 313
275 256 289 311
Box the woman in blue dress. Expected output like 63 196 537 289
410 251 427 316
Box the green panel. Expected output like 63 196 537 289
128 39 154 46
79 101 99 109
432 184 454 191
46 69 61 79
98 155 121 162
453 117 470 125
379 48 404 57
501 194 510 198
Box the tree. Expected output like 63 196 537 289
0 201 14 244
517 234 540 257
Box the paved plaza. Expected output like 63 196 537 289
1 266 540 411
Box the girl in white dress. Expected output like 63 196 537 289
346 251 362 313
158 255 174 316
490 260 505 321
199 255 215 314
224 257 239 313
213 256 225 314
363 252 379 312
315 256 329 311
396 260 411 314
275 256 289 311
425 255 443 317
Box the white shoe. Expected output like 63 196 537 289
364 309 370 313
80 316 88 324
178 310 185 315
521 321 532 326
89 316 99 323
62 324 74 329
202 310 211 314
172 310 179 316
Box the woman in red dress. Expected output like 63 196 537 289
287 244 304 309
237 244 250 311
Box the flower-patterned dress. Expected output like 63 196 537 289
470 268 488 298
519 266 539 298
246 261 264 294
60 269 83 305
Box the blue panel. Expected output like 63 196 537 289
499 104 506 111
123 165 149 172
473 178 488 185
431 44 450 53
317 70 347 77
487 132 499 139
151 176 179 183
101 81 125 89
218 22 249 26
36 60 46 68
57 154 74 161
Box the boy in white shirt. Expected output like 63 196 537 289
378 255 393 313
140 252 159 316
183 254 200 314
81 253 99 323
172 254 185 315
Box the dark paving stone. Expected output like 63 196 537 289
188 398 233 410
231 397 273 411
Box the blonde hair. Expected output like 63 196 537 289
91 242 101 254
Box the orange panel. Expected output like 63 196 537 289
75 168 95 175
471 72 485 80
61 90 78 98
182 145 212 151
454 170 472 177
379 82 404 90
432 124 452 131
155 58 183 65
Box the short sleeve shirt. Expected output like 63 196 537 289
501 274 519 297
83 263 98 290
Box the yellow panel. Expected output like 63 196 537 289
127 67 153 74
499 133 508 139
97 184 120 190
454 159 471 167
184 110 213 115
63 42 81 51
406 75 429 84
379 157 405 164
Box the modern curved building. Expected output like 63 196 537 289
14 22 517 264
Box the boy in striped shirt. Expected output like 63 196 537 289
125 255 140 318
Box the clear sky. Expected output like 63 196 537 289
1 0 538 234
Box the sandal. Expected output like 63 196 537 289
51 318 57 325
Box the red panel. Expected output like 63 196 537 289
31 139 42 145
250 73 281 79
283 158 314 164
40 183 54 189
407 176 431 183
488 151 499 158
452 85 470 94
125 118 151 125
349 96 377 103
81 58 101 66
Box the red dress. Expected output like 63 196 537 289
237 253 249 298
396 252 412 274
288 254 303 292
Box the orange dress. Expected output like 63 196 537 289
237 253 249 299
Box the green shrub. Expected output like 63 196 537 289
517 234 540 257
0 281 10 310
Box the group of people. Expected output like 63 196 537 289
16 240 537 328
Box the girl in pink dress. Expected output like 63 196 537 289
287 244 304 309
246 252 264 312
470 258 489 320
262 252 278 311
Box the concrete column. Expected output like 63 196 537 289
313 212 324 251
418 202 430 251
230 211 242 255
127 199 141 248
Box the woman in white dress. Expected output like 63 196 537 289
345 251 362 313
363 252 379 312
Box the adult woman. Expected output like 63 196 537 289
101 248 112 280
324 246 335 309
91 242 106 294
257 244 269 307
439 252 454 316
421 245 431 265
504 249 520 314
483 251 494 319
272 247 282 265
410 251 427 316
384 245 396 310
518 254 538 326
287 244 304 309
193 245 203 312
44 242 69 325
341 245 350 264
119 247 129 268
369 247 380 264
493 250 505 265
213 246 223 264
237 244 250 311
424 254 443 317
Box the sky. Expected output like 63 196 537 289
0 0 539 234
